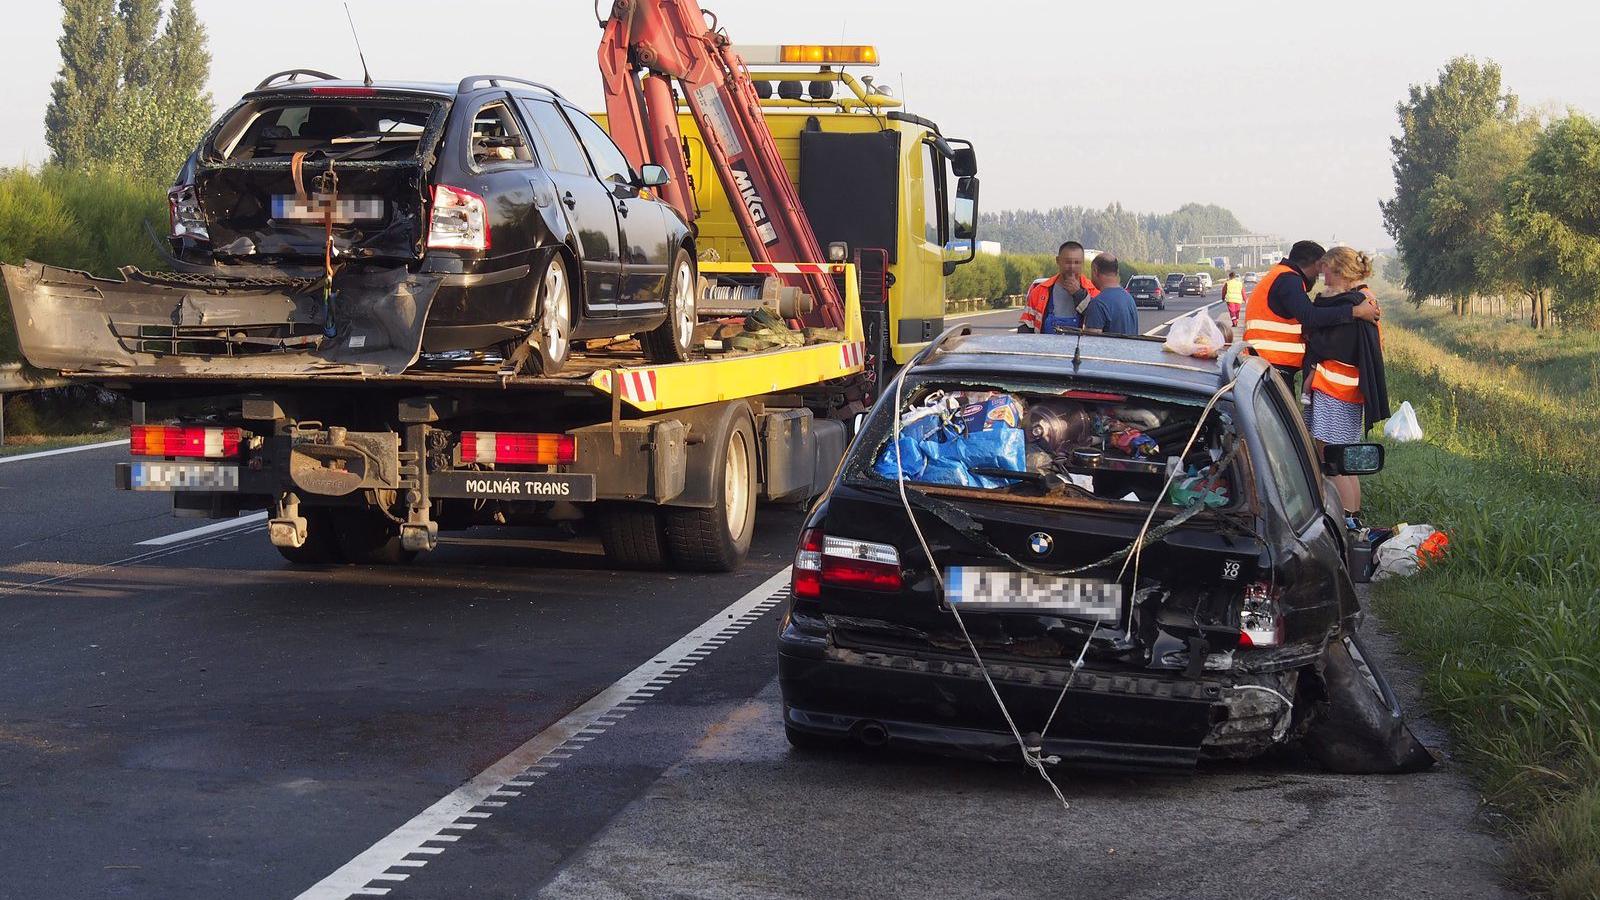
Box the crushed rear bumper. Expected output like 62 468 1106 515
1 261 442 377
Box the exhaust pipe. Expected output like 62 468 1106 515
854 721 889 747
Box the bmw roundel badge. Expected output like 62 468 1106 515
1028 532 1053 556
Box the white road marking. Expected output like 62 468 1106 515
294 565 795 900
136 511 268 546
1144 298 1227 336
0 438 129 465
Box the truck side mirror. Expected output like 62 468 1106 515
636 164 671 187
943 176 980 276
950 146 977 178
1323 442 1384 476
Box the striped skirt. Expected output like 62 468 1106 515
1310 390 1365 444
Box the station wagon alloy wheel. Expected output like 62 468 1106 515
539 255 573 374
644 250 696 363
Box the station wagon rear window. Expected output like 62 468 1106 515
863 379 1243 510
210 98 442 162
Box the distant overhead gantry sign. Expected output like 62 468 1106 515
1175 234 1286 268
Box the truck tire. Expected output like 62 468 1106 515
274 507 344 565
643 250 695 364
330 507 417 566
596 503 669 569
665 414 756 571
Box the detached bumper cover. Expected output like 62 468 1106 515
2 261 442 377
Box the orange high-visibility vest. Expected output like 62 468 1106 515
1242 263 1307 368
1309 287 1379 403
1018 273 1099 332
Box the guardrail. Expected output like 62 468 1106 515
944 294 1023 315
0 363 69 447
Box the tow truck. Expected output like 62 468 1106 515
0 1 981 571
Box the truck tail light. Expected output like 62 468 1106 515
1238 581 1283 647
131 425 243 459
792 528 902 598
459 431 574 465
428 184 490 251
168 184 208 241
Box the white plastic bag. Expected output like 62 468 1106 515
1384 401 1423 442
1372 524 1438 581
1163 311 1226 358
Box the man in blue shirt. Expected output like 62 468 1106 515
1083 254 1140 336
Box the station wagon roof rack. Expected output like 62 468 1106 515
255 69 339 90
456 75 565 99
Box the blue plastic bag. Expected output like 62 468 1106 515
874 392 1027 488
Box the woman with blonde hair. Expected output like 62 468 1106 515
1304 246 1390 528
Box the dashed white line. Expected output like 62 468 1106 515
136 511 268 546
0 438 129 465
294 566 795 900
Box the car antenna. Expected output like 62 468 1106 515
344 3 373 87
1072 323 1084 370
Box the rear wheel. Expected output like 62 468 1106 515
596 502 669 569
665 414 756 572
532 253 573 374
274 507 343 565
330 507 416 566
643 250 695 364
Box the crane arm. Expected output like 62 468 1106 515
598 0 845 329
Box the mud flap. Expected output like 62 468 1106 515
1301 631 1437 774
1 261 441 377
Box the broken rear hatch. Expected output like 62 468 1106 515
0 91 450 377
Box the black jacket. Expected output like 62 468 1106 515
1305 287 1391 432
1268 262 1354 329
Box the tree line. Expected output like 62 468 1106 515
980 202 1248 262
44 0 212 183
1384 57 1600 329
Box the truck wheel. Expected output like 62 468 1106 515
330 508 417 566
274 507 344 565
643 250 695 364
596 503 669 569
665 414 756 571
533 253 573 374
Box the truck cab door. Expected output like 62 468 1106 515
516 96 623 318
561 104 671 324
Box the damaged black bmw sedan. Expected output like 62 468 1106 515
778 330 1433 773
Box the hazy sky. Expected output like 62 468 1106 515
4 0 1599 249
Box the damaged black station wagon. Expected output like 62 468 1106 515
8 70 696 377
779 330 1434 773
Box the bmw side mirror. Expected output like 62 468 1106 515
637 164 671 188
1323 442 1384 476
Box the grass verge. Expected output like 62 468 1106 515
0 431 125 457
1363 301 1600 899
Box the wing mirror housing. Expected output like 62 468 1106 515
636 164 671 187
950 146 978 178
1323 442 1385 476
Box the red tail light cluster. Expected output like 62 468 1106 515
793 528 903 598
459 431 575 466
428 184 491 251
1238 581 1283 647
131 425 243 459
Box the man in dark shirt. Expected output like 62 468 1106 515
1083 254 1140 335
1244 240 1380 391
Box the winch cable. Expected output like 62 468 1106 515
889 350 1239 807
291 149 340 338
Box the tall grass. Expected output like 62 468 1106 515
0 167 167 363
1365 301 1600 898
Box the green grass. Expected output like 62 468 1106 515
1364 301 1600 899
0 431 124 457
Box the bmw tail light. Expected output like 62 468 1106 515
458 431 575 465
131 425 243 459
428 184 490 251
1238 581 1283 647
793 528 903 597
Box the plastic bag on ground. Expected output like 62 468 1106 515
1384 401 1423 442
1372 523 1448 580
1163 311 1226 358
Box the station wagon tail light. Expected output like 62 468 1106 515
458 431 575 466
131 425 243 459
428 184 490 251
1238 581 1283 647
168 184 208 241
793 528 902 598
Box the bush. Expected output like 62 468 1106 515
0 167 166 363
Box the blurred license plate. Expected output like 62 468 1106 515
946 567 1123 620
127 461 239 492
272 195 385 223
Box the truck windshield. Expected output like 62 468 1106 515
211 98 441 162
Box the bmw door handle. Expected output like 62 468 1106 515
562 191 577 210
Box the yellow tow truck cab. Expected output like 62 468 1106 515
599 44 979 365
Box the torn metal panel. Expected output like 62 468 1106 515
1 261 442 377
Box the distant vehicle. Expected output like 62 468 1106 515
1126 275 1165 309
1180 275 1205 296
1196 273 1214 290
1163 273 1186 295
1244 272 1262 288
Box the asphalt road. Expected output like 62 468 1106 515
0 295 1514 899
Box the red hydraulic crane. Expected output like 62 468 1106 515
598 0 846 329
